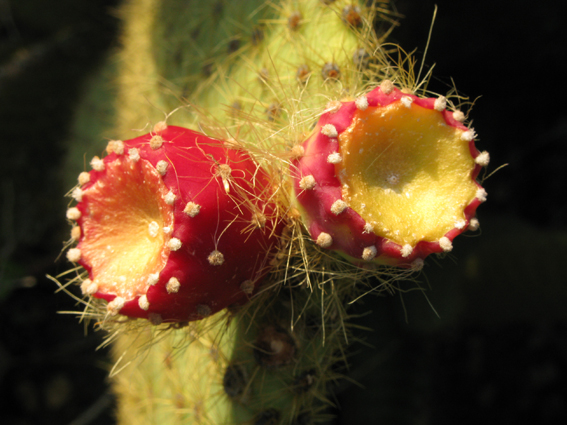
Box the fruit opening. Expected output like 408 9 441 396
337 101 478 246
79 158 173 300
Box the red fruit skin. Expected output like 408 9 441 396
76 126 281 322
291 86 486 267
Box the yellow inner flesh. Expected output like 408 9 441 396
337 101 478 247
81 159 173 300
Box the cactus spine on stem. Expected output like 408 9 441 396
58 0 488 424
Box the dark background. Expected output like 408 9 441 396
1 1 565 424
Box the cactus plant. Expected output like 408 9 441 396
56 0 490 424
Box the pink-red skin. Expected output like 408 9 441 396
77 126 281 322
292 86 485 266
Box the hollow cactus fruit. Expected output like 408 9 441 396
66 124 281 322
292 82 489 267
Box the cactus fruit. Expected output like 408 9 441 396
66 124 281 322
292 83 488 267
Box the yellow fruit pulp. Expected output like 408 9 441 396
337 101 478 247
80 158 173 300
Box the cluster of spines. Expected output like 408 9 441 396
115 0 397 143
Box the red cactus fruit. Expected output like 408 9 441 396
66 125 281 323
291 82 489 267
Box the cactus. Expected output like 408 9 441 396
56 0 489 424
